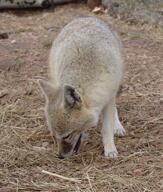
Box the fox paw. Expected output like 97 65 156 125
104 146 118 158
114 122 126 137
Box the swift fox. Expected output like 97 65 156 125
39 17 125 159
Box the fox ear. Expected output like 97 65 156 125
64 85 82 109
38 79 56 101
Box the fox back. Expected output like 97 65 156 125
39 17 123 158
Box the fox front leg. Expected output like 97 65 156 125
102 98 118 158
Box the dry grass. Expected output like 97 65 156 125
1 83 162 191
0 3 163 192
105 0 163 27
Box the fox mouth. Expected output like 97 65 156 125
73 134 82 154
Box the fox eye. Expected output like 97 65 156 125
63 134 70 140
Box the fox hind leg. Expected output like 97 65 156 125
114 107 126 137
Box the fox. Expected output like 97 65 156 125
38 17 126 159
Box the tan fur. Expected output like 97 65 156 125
39 17 125 159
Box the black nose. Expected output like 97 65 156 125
58 154 65 159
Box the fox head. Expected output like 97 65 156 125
38 80 98 158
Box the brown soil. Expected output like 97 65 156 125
0 3 163 192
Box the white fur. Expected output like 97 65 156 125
40 17 125 158
102 99 116 158
114 107 126 136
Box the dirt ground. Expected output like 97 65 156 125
0 3 163 192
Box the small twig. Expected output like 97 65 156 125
0 89 8 98
85 172 94 191
16 178 19 192
42 170 81 183
142 116 163 128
